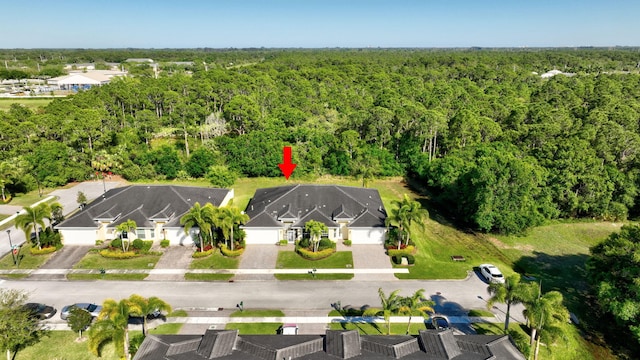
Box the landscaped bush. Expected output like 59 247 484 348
391 255 402 265
343 240 352 246
99 249 139 259
192 248 215 258
110 238 122 249
279 240 289 246
30 246 57 255
131 239 144 250
140 240 153 252
387 245 416 257
39 228 62 248
298 238 310 248
197 244 213 252
318 238 335 250
296 246 335 260
95 239 104 246
406 254 415 265
220 244 244 257
160 239 170 248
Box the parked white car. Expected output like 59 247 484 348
479 264 505 283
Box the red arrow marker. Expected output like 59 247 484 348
278 146 297 180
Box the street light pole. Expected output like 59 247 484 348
6 229 16 265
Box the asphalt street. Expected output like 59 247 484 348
0 276 526 324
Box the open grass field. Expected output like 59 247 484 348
14 330 119 360
0 98 53 111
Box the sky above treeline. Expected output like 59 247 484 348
2 0 638 49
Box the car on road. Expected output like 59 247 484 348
22 303 57 320
479 264 505 283
60 303 102 320
431 315 451 331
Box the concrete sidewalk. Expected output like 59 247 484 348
0 268 409 276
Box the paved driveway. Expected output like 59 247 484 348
26 245 92 280
235 245 280 280
347 244 396 281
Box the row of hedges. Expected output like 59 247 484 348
193 248 215 258
29 246 58 255
220 244 245 257
391 254 415 265
99 249 139 259
387 245 416 257
296 246 336 260
109 238 153 252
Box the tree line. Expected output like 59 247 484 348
3 49 640 233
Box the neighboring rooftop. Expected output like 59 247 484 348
56 185 232 229
133 329 526 360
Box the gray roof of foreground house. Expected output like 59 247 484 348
133 329 526 360
55 185 231 229
243 185 386 229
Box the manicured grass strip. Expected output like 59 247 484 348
0 246 53 269
230 309 285 317
15 330 119 360
225 323 282 335
189 249 239 269
148 323 183 334
5 191 55 207
73 252 160 270
168 309 189 317
67 273 148 281
275 274 353 280
184 273 234 281
276 251 353 269
467 309 494 317
329 322 427 335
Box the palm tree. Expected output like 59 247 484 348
89 298 142 360
15 203 51 250
115 219 137 252
522 288 569 360
385 204 408 249
127 294 172 336
180 202 216 252
393 194 428 247
486 273 533 333
363 288 402 335
217 206 249 251
398 289 434 335
305 220 328 252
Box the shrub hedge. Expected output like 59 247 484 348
220 244 245 257
343 240 352 246
387 245 416 257
192 248 215 258
99 249 139 259
30 246 57 255
160 239 170 248
296 246 335 260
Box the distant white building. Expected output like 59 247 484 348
540 69 575 78
47 70 127 91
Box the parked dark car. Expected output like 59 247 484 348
60 303 102 320
22 303 57 320
431 315 451 330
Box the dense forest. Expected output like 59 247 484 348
3 48 640 235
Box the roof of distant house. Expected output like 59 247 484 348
56 185 232 229
133 329 526 360
243 185 386 229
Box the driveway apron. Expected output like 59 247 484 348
26 245 91 281
145 245 195 281
235 245 279 280
348 244 397 281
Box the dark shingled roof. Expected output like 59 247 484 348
244 185 386 229
56 185 231 229
133 329 526 360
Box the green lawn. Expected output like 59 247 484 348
0 246 53 269
0 98 53 111
4 190 55 207
148 323 184 335
67 273 149 281
275 250 354 280
230 309 285 317
73 252 161 270
329 322 427 335
14 331 119 360
185 249 239 281
189 249 240 269
225 323 282 335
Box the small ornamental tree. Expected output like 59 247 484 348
305 220 328 252
67 307 93 340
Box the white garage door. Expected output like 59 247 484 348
59 229 97 245
349 228 386 244
244 228 280 244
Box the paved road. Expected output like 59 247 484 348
0 276 526 324
0 180 125 257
